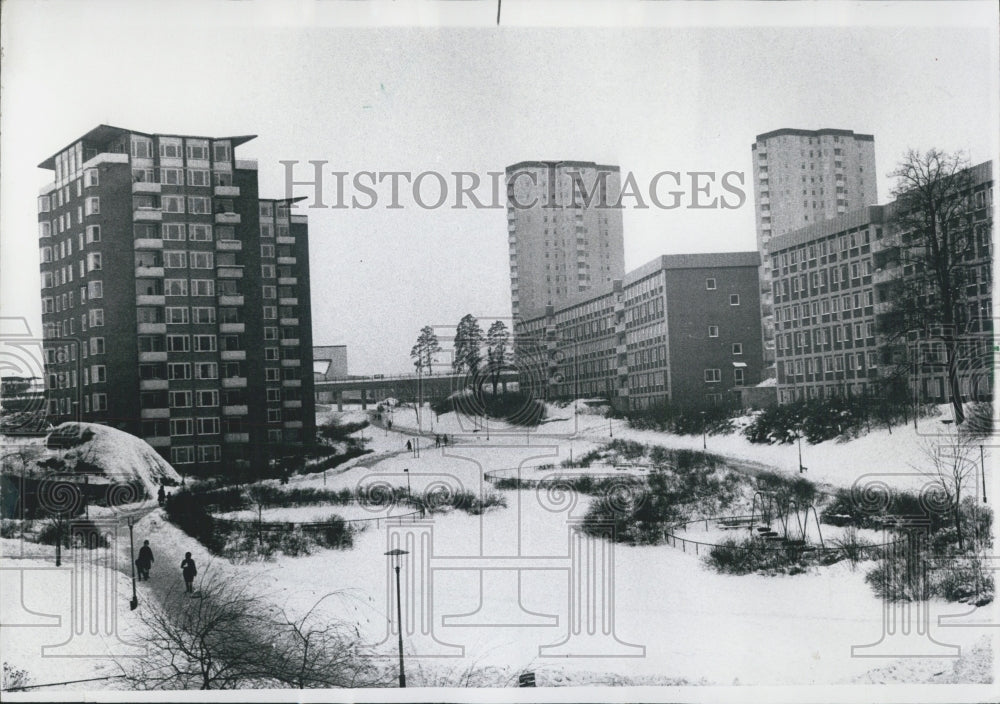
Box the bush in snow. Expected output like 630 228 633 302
705 537 811 575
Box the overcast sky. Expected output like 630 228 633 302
2 1 997 374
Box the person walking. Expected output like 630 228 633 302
136 540 154 581
157 484 166 506
406 439 412 452
181 552 197 593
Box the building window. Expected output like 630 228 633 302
732 343 742 355
167 335 190 352
162 196 185 213
170 446 195 465
192 307 215 324
170 418 194 436
190 252 213 269
265 368 280 381
708 325 719 338
265 347 279 361
729 294 740 306
188 196 211 214
704 369 721 383
167 363 191 381
264 327 278 340
84 169 99 187
186 139 210 161
192 280 215 296
89 337 105 355
734 368 745 386
705 278 717 290
190 224 213 242
267 408 282 423
92 393 108 411
195 362 218 379
194 335 217 352
84 197 100 216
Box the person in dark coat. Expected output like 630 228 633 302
181 552 197 593
157 485 166 505
136 540 154 581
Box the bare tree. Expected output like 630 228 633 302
119 573 387 690
882 149 980 423
913 430 980 551
266 592 391 688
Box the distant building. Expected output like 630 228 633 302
37 125 315 473
767 160 992 403
751 128 878 378
506 161 625 321
313 345 348 381
517 252 763 411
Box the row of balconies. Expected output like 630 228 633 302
134 209 242 225
144 433 250 446
131 182 240 198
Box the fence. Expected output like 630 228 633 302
662 514 905 558
211 507 425 534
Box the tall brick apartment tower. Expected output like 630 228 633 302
37 125 315 475
751 128 877 377
505 161 625 322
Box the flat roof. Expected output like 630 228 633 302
529 250 760 320
506 161 620 173
767 159 993 253
39 124 257 169
752 128 875 145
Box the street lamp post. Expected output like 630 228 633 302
700 411 706 450
384 548 410 688
127 516 138 610
403 468 410 498
797 431 807 473
981 444 988 503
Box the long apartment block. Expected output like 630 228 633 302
517 252 763 411
767 160 992 404
37 125 315 472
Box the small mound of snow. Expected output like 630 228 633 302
43 422 181 497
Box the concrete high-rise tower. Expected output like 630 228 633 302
37 125 315 474
505 161 625 322
751 128 878 375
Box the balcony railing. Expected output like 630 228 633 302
222 376 247 388
133 208 163 222
216 239 242 251
215 212 241 225
140 407 169 419
134 238 163 250
219 322 245 333
135 265 164 277
222 404 249 415
132 181 162 194
137 322 166 334
220 350 246 361
213 185 240 197
144 436 170 448
139 379 168 391
138 351 167 362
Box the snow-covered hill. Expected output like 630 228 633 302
30 422 181 497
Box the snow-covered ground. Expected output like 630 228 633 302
2 406 994 693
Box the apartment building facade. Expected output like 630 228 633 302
506 161 625 322
517 252 763 411
751 128 878 377
37 125 315 474
768 160 993 403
